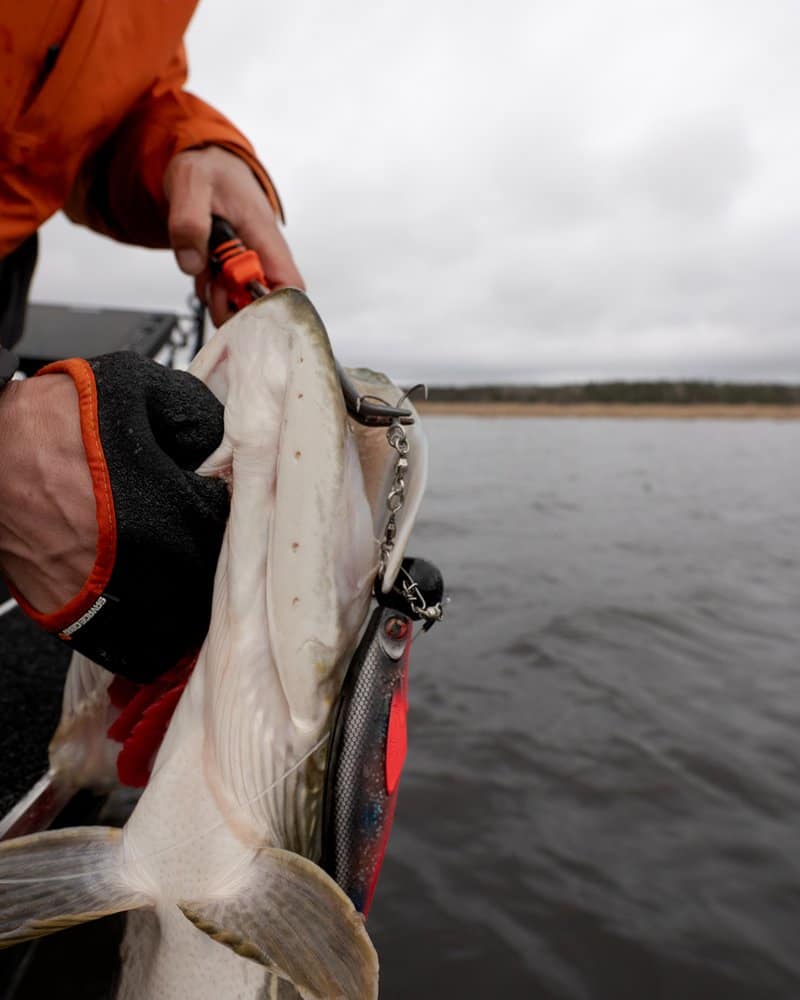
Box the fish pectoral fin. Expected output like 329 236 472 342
0 826 149 947
179 847 378 1000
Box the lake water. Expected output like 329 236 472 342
368 416 800 999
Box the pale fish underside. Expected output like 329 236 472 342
0 290 427 999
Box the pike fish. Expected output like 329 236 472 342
0 290 427 998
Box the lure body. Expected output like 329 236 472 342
322 606 413 915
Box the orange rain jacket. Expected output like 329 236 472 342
0 1 282 258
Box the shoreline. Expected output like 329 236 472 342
415 402 800 420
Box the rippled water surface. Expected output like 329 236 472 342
368 417 800 999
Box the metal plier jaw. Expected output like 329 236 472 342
208 217 413 427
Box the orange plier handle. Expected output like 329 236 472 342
208 216 268 310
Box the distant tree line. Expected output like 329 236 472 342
425 382 800 405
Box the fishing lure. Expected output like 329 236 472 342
322 557 444 915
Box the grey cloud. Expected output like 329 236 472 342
621 114 757 221
28 0 800 387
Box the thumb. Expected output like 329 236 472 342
166 157 213 276
144 364 226 471
181 470 231 529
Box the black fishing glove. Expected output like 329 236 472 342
9 352 228 682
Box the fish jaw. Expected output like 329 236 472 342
265 309 377 732
196 290 377 730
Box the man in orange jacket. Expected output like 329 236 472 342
0 2 304 668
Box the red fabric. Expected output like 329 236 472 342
0 0 282 257
108 651 198 787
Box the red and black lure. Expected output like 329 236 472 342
321 557 444 916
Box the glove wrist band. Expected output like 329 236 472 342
5 358 118 636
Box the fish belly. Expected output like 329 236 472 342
116 704 270 998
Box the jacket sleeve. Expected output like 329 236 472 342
64 45 284 247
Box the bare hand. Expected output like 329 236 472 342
164 146 304 326
0 376 97 614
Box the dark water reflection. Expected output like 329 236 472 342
369 417 800 999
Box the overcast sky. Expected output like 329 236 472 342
30 0 800 384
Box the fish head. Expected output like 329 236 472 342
185 290 426 849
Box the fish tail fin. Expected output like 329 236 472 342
180 847 378 1000
0 826 149 947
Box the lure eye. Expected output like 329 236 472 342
385 617 409 642
379 611 412 659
